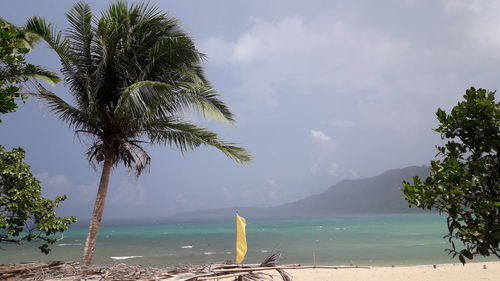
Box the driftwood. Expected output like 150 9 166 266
0 261 76 280
196 272 251 280
212 265 371 273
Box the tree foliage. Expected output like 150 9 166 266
1 19 68 254
0 145 76 254
0 18 60 119
403 87 500 263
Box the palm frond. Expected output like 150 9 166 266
21 65 61 86
231 252 291 281
17 30 42 50
144 35 205 81
0 66 60 86
85 140 109 171
259 252 283 267
144 118 251 164
65 2 94 76
116 140 151 175
25 16 67 55
258 252 292 281
85 137 151 175
115 80 176 118
239 273 275 281
65 1 98 111
25 16 90 108
0 18 60 86
182 86 235 123
117 81 234 123
32 83 99 132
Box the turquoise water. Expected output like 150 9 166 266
0 214 495 266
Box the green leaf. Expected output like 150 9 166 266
458 255 465 265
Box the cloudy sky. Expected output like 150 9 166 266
2 0 499 220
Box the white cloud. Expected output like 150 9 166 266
310 129 331 142
329 162 339 177
309 129 338 176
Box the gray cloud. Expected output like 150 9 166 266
201 0 500 180
3 0 500 217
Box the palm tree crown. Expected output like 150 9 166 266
26 1 251 173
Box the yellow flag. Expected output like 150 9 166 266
235 213 247 264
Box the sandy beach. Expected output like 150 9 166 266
2 261 499 280
280 261 500 281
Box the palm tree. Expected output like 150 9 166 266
25 1 252 266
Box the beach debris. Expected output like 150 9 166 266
483 264 487 269
433 264 437 269
0 261 191 280
185 251 369 281
0 252 370 280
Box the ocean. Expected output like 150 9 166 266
0 214 495 266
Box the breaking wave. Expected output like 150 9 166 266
110 256 143 260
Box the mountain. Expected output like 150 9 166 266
173 165 430 219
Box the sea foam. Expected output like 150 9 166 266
110 256 143 260
57 243 82 246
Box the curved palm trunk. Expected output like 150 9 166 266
82 155 114 266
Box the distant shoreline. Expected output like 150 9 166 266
70 212 440 226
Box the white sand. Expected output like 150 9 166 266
281 261 500 281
